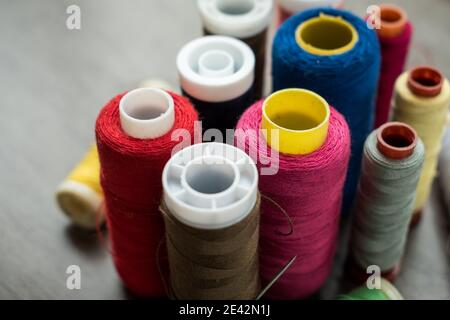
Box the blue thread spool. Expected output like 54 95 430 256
272 8 381 212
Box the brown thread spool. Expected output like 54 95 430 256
347 122 418 284
407 66 444 227
161 197 261 299
161 143 261 300
377 4 408 39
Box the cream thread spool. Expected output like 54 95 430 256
56 145 104 230
393 66 450 226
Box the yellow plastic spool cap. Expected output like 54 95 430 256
296 13 358 56
262 89 330 155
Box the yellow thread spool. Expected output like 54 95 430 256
262 88 330 155
295 13 358 56
393 68 450 217
56 144 104 229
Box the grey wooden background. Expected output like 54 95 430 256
0 0 449 299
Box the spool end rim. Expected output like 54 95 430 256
119 88 175 139
407 66 444 98
261 88 330 155
377 4 408 39
376 122 417 160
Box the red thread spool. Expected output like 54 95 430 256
347 122 418 284
96 88 198 297
374 4 412 128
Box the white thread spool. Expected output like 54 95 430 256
197 0 273 38
162 143 258 230
119 88 175 139
177 36 255 103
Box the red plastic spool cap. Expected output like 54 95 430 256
408 66 444 97
377 4 408 39
377 122 418 160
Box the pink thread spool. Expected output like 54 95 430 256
374 4 412 128
236 89 351 299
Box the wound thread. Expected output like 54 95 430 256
374 4 412 128
161 197 261 300
96 89 198 297
272 8 381 213
236 98 351 299
350 123 424 275
393 68 450 219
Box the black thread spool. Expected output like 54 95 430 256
197 0 273 101
177 36 255 138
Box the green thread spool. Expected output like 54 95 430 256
339 279 404 300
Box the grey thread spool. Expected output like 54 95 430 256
350 122 425 280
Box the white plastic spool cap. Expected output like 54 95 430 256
198 0 273 38
198 50 234 78
119 88 175 139
278 0 342 14
177 36 255 102
162 143 258 230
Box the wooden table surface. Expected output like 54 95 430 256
0 0 449 299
